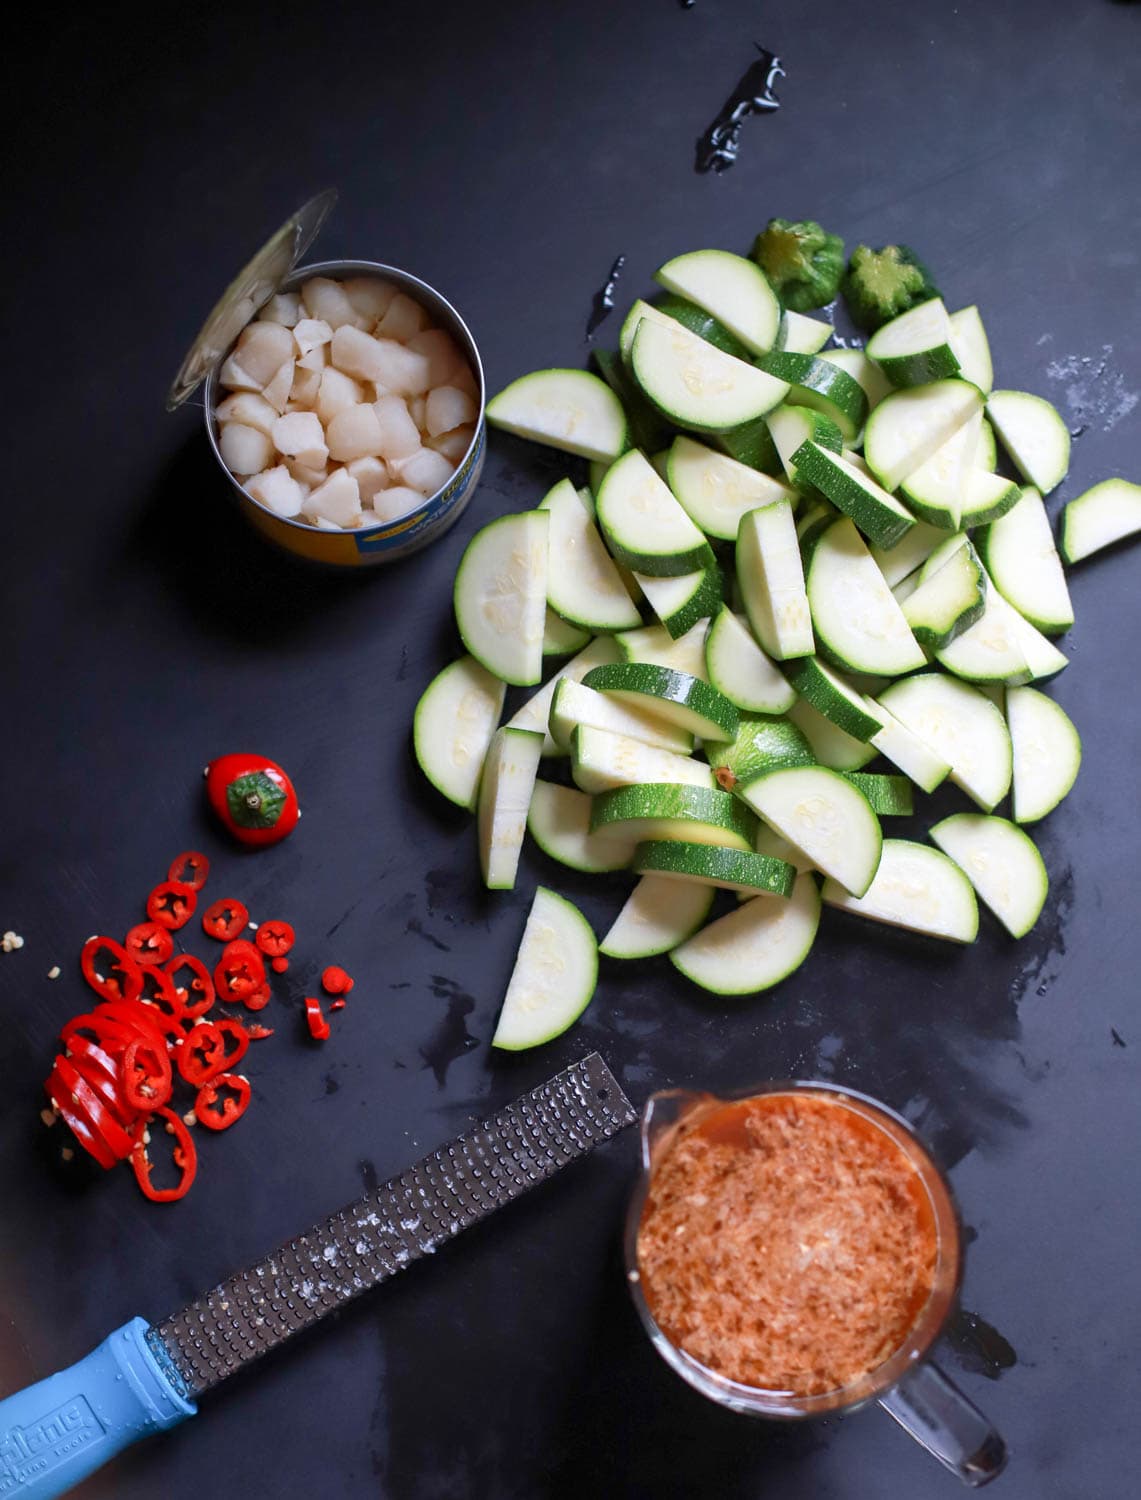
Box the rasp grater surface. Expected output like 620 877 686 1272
150 1053 635 1397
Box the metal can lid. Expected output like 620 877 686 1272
166 189 337 411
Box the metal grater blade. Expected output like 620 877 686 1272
148 1053 635 1397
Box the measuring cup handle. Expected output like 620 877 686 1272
878 1359 1008 1488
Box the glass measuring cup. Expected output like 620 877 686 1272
624 1081 1008 1487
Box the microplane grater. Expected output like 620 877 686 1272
0 1053 634 1498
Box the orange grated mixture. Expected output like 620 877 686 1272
637 1093 938 1396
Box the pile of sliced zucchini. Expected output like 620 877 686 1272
412 240 1138 1049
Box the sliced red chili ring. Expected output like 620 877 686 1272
124 922 175 967
194 1072 251 1131
176 1021 227 1087
63 1039 140 1129
45 1064 118 1170
121 1037 173 1112
214 939 265 1002
49 1056 136 1162
80 936 143 1004
130 1108 197 1202
243 984 272 1011
61 1011 142 1059
164 953 215 1020
201 897 249 942
146 880 197 931
305 996 330 1041
168 849 210 891
321 965 354 996
212 1018 251 1073
255 920 295 958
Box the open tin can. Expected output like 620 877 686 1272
167 190 485 567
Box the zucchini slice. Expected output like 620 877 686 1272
955 469 1022 530
507 635 621 755
667 435 794 541
655 248 782 356
570 725 714 796
840 771 914 817
792 442 917 549
865 379 983 493
987 390 1070 494
780 310 834 354
633 839 796 896
592 346 672 455
931 558 1032 686
705 608 797 715
600 875 715 959
539 479 641 631
866 297 960 387
806 517 926 676
738 764 883 897
929 813 1048 938
823 839 979 943
737 500 814 660
867 700 951 793
1006 686 1081 824
617 619 710 679
870 520 948 587
787 698 876 772
487 368 628 462
491 888 598 1050
590 783 757 852
754 825 816 874
784 657 884 741
477 728 544 890
549 679 694 754
978 486 1073 635
878 672 1011 811
453 511 548 687
901 536 987 649
526 781 637 873
767 404 844 486
620 296 748 362
596 448 714 577
413 655 506 811
542 608 591 657
947 305 994 395
630 317 789 432
898 413 981 529
706 713 816 791
976 418 998 472
583 662 739 742
633 566 722 640
670 872 821 994
759 351 868 442
818 348 894 416
1060 477 1141 564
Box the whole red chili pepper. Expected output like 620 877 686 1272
164 954 215 1020
205 753 300 848
130 1108 197 1203
255 920 294 958
124 922 175 967
194 1073 251 1131
201 897 250 943
146 880 197 931
80 936 144 1004
321 965 354 996
121 1037 173 1112
304 996 330 1041
167 850 210 891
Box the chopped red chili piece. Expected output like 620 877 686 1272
48 1056 136 1164
167 850 210 891
270 956 289 974
255 920 295 958
80 936 144 1004
146 880 197 931
121 1036 173 1111
130 1108 197 1202
201 897 249 942
89 998 168 1049
245 1024 274 1040
164 954 215 1020
305 996 331 1041
321 965 354 996
214 939 266 1003
243 983 272 1011
45 1063 118 1170
330 999 346 1011
64 1037 140 1129
176 1021 227 1087
124 922 175 967
194 1073 251 1131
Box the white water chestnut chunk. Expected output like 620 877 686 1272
231 321 294 388
258 291 301 328
303 468 361 526
218 355 261 391
261 360 296 415
219 423 273 474
300 277 361 330
428 424 475 464
409 396 427 431
317 368 365 424
215 391 277 436
326 402 387 462
376 291 428 342
371 486 426 522
272 411 328 468
426 385 477 437
293 319 333 360
290 364 323 408
342 276 397 323
373 395 422 461
407 329 466 386
285 455 327 490
397 446 455 496
347 456 389 503
245 465 306 518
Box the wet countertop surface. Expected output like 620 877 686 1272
1 1 1138 1495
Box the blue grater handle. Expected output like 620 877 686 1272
0 1318 195 1498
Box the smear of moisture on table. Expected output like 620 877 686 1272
695 46 785 174
1037 338 1140 439
586 254 627 339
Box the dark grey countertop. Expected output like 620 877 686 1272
1 1 1139 1495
